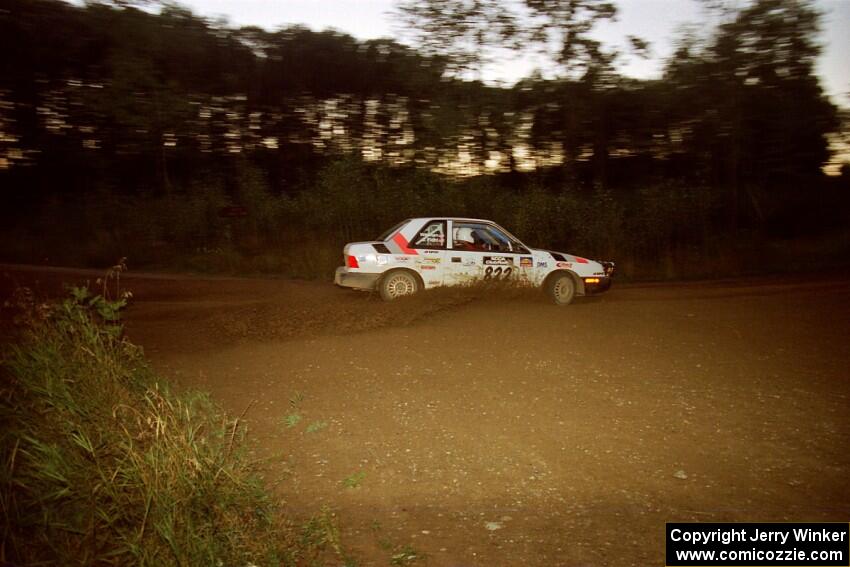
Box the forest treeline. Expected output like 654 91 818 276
0 0 847 279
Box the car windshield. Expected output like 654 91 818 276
376 220 408 241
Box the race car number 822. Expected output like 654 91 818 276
484 266 512 280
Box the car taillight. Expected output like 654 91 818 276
347 255 359 268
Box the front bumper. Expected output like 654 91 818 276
335 267 381 291
584 261 614 295
583 276 612 294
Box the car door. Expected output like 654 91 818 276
444 220 481 285
405 219 448 288
444 221 523 286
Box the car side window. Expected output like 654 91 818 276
481 226 512 252
411 220 446 249
453 223 512 253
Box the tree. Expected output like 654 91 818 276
395 0 617 78
663 0 838 230
396 0 648 187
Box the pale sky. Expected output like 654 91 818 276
178 0 849 104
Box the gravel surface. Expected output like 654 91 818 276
4 266 849 566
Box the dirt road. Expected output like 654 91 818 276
4 266 850 566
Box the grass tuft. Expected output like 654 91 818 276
342 471 366 489
282 413 303 429
0 285 345 565
305 421 328 434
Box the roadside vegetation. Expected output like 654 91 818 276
4 157 848 282
0 279 347 566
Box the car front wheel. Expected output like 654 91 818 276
379 270 420 301
547 272 576 305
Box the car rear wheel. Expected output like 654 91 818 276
547 272 576 305
379 270 420 301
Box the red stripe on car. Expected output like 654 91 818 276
574 257 589 263
392 233 418 255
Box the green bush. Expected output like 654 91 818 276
3 157 845 281
0 287 339 565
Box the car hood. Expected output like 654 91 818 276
530 248 614 276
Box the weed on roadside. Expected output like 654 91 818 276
280 391 305 429
342 471 366 489
376 531 426 566
0 284 351 565
391 545 425 566
306 420 328 433
282 412 303 428
289 391 304 407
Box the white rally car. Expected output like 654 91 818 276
334 217 614 305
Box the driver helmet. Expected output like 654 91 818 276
455 227 475 244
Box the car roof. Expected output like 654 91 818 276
409 217 494 224
398 217 530 248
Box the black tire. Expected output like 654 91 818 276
379 270 421 301
546 272 576 306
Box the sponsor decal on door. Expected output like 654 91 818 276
483 256 513 266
